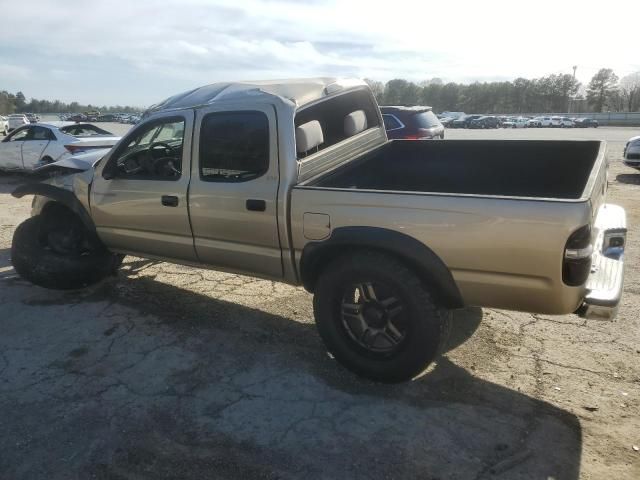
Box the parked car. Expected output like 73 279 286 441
527 117 543 127
502 117 528 128
559 117 575 128
7 114 29 132
574 118 599 128
380 106 445 139
25 113 40 123
9 78 626 383
451 114 482 128
1 116 8 136
0 122 120 172
69 114 88 122
97 114 116 122
439 111 465 120
469 116 499 129
623 135 640 170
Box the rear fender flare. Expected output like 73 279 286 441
300 226 464 308
12 183 96 234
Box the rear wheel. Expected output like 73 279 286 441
313 251 451 383
11 209 123 290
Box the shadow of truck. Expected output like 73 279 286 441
0 264 582 480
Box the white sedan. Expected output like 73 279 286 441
624 135 640 170
0 116 8 136
0 122 120 172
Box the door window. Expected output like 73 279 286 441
26 126 54 141
7 128 29 142
108 117 185 180
199 111 269 182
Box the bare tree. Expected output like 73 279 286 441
619 72 640 112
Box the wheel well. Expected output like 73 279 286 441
40 201 76 222
301 233 464 309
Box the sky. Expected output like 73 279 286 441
1 0 638 108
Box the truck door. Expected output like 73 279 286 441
90 111 197 262
189 104 283 279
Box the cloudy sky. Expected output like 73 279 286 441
1 0 638 107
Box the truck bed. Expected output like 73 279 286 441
309 140 602 200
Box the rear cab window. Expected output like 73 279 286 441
294 89 381 158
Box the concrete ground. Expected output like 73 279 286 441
0 126 639 479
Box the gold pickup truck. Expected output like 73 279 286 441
11 78 627 382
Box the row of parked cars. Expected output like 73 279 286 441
58 112 142 124
0 113 43 135
439 113 599 129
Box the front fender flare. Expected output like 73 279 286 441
12 183 96 234
300 226 464 308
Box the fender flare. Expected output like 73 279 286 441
300 226 464 308
12 183 96 234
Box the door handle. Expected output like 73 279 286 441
246 199 266 212
161 195 179 207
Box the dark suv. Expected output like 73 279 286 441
451 114 483 129
380 106 445 139
469 115 499 129
574 118 599 128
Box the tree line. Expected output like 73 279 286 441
0 90 139 115
366 68 640 114
2 68 639 116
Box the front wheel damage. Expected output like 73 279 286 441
11 207 123 290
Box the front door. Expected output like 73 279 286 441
188 104 282 279
21 126 52 169
91 111 197 262
0 127 29 170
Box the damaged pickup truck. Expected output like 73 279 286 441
11 78 627 382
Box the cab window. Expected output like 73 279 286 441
199 111 269 182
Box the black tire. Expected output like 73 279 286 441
313 251 452 383
11 213 122 290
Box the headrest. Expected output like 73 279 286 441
344 110 368 137
296 120 324 154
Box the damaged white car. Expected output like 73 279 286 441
0 122 119 173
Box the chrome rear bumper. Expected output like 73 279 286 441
577 204 626 320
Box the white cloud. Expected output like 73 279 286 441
1 0 638 104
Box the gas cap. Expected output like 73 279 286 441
303 213 331 240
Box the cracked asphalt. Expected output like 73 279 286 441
1 126 639 479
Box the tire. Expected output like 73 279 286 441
11 213 122 290
313 251 452 383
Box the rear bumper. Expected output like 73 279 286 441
577 204 627 320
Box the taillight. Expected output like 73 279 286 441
64 144 106 154
65 144 85 154
563 225 592 286
402 134 422 140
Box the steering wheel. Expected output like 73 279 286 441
148 141 173 159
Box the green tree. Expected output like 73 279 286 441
587 68 619 112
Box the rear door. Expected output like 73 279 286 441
188 103 283 279
20 126 53 169
91 111 197 262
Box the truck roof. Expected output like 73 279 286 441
146 77 367 115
